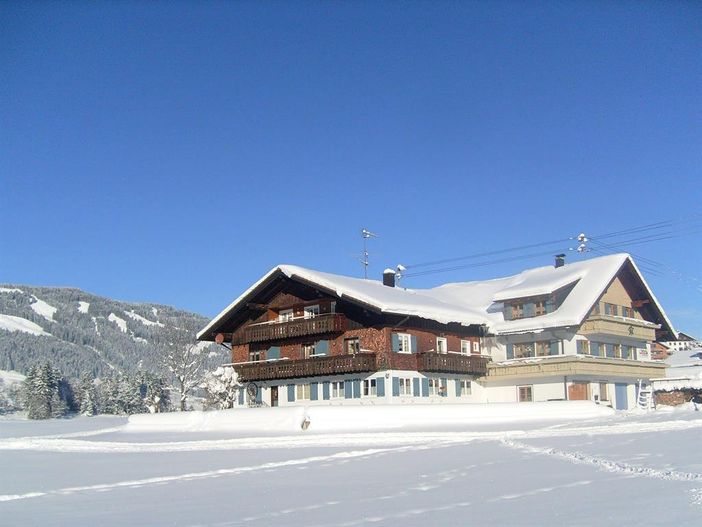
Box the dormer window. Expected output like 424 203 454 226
278 309 294 322
511 304 524 319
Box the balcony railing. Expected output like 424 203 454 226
416 352 489 376
234 352 378 382
232 313 347 345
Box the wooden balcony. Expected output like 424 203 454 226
234 352 378 382
232 313 347 345
416 352 489 376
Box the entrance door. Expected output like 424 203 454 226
568 382 588 400
271 386 279 407
615 383 628 410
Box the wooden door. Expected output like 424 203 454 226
568 382 588 401
271 386 279 407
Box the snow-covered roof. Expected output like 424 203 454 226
198 253 676 339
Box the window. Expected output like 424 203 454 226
535 341 550 357
461 340 471 355
296 384 311 400
330 301 336 313
331 381 345 399
577 340 590 355
513 343 535 359
518 385 533 402
304 305 320 318
511 304 524 319
248 349 262 362
344 337 360 355
621 306 633 318
534 300 546 316
397 333 412 353
278 309 293 322
472 341 480 354
458 380 472 396
436 337 447 354
363 378 377 397
427 378 439 396
604 303 618 316
599 382 608 401
399 378 412 396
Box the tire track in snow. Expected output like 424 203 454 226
500 438 702 482
0 447 400 503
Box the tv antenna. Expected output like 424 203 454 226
360 228 379 278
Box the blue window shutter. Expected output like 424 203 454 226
287 384 295 402
238 388 244 405
256 387 262 404
441 378 448 397
410 335 418 353
413 378 420 396
591 342 600 357
322 382 330 400
506 343 514 359
455 379 462 397
310 382 318 401
376 377 385 397
524 303 535 317
344 380 353 399
421 378 429 397
315 340 329 356
267 346 280 360
392 377 400 396
550 341 559 355
503 304 512 320
606 344 614 358
545 299 555 313
353 379 361 398
391 333 400 352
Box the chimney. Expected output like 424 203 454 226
555 254 566 268
383 268 395 287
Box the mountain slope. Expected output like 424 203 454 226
0 285 223 378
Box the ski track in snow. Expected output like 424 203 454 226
0 447 400 503
2 418 701 454
500 438 702 482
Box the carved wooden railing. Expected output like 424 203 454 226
234 352 378 382
416 352 489 376
232 313 347 345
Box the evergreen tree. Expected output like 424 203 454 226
77 371 98 416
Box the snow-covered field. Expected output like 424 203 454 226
1 403 702 526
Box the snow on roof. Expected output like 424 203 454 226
198 253 676 339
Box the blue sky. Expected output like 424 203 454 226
1 2 700 336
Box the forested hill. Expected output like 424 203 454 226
0 285 224 379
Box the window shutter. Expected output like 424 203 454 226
545 298 555 313
256 387 262 404
503 304 512 321
267 346 281 360
322 381 330 400
238 388 244 405
287 384 295 402
310 382 318 401
353 379 361 399
391 333 400 352
376 377 385 397
315 340 329 356
591 342 600 357
524 303 535 317
441 378 448 397
410 335 418 353
506 343 514 359
421 378 429 397
606 344 614 358
392 377 400 396
344 380 353 399
455 379 462 397
550 341 559 355
412 378 420 397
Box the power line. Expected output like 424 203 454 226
403 250 563 278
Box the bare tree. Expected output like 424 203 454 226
162 342 207 411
